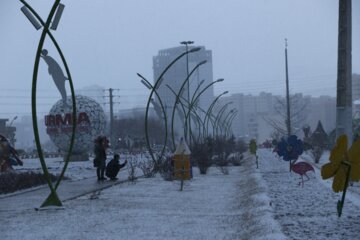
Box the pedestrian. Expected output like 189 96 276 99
93 136 109 181
106 154 127 180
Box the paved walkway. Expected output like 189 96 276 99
0 173 130 213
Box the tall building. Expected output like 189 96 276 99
153 46 214 136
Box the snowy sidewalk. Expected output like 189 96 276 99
0 173 129 213
258 149 360 240
1 161 285 240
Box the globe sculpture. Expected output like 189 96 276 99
45 95 106 161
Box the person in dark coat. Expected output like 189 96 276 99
106 154 127 180
93 136 109 181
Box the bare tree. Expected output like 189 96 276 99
264 93 309 136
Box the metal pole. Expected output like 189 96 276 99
336 0 352 144
181 41 194 147
109 88 114 148
285 39 291 137
285 39 293 172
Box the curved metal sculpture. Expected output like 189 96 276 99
139 47 201 165
138 74 168 167
213 102 233 137
224 110 238 138
203 91 228 138
20 0 76 207
170 60 207 149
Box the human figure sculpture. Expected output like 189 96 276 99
41 49 68 106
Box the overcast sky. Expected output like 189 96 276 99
0 0 359 118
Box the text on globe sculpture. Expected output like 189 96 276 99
45 95 106 154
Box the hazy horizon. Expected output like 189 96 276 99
1 0 359 119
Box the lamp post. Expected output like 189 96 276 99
213 102 233 138
138 47 201 165
180 40 194 146
224 110 238 138
139 74 168 164
169 60 207 149
220 109 236 137
204 91 229 138
20 0 76 208
179 78 224 143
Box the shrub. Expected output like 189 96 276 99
192 141 212 175
158 156 174 181
127 157 138 181
137 159 156 178
229 153 243 166
0 171 68 194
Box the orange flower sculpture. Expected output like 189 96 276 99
321 135 360 192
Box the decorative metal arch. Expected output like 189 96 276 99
20 0 77 207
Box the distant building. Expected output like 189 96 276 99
0 119 16 146
218 92 336 142
153 46 214 136
352 74 360 115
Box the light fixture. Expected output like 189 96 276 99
21 6 42 30
50 3 65 30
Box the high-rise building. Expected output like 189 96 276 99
153 46 214 137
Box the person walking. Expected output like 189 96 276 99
93 136 109 181
106 154 127 180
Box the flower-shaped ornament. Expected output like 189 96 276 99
321 135 360 192
277 135 304 161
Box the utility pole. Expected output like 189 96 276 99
105 88 120 149
285 38 291 137
285 39 293 173
180 41 194 146
336 0 352 143
109 88 114 148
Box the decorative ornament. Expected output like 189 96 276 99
249 139 258 168
321 135 360 217
276 135 304 172
291 161 314 187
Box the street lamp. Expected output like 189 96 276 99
20 0 76 208
169 60 207 149
187 78 224 126
139 74 168 164
213 102 233 138
224 110 238 138
180 40 195 146
204 91 229 138
220 108 236 137
138 47 200 164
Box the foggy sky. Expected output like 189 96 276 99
0 0 359 119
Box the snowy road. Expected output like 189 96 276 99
258 149 360 240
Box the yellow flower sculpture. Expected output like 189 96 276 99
321 135 360 192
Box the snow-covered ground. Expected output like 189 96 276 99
258 149 360 240
4 149 360 239
1 154 285 240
